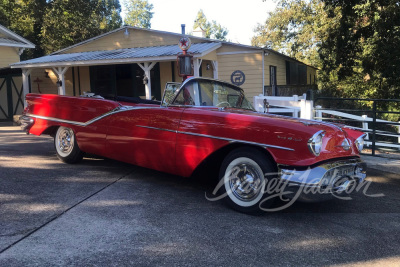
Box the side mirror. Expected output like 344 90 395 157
162 82 181 106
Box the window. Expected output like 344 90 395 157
286 61 307 85
172 80 254 110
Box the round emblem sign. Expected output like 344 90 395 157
231 70 245 86
178 37 192 51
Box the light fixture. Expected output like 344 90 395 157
143 76 148 85
45 71 50 78
206 63 210 70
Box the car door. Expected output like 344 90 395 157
105 105 184 175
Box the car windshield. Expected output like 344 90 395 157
171 79 254 110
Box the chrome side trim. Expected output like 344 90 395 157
136 125 177 133
26 114 87 126
136 125 295 151
26 106 161 127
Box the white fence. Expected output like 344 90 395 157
253 94 313 119
254 94 400 150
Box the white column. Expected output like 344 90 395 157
193 59 202 77
52 67 69 95
138 62 157 100
211 60 218 79
22 69 32 107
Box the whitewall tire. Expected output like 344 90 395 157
54 126 83 163
219 147 276 214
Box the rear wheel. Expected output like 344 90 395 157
219 147 276 214
54 126 83 163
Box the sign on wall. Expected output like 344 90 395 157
231 70 245 86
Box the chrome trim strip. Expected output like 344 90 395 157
26 106 161 127
26 114 87 126
136 125 295 151
136 125 177 133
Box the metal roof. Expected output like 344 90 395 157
11 42 221 68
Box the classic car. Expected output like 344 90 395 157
20 77 367 213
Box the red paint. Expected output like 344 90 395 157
24 93 364 177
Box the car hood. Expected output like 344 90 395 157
220 108 342 134
210 107 363 166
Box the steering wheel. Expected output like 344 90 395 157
216 101 231 107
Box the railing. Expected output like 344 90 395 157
264 84 317 97
314 97 400 156
253 94 313 119
253 94 400 156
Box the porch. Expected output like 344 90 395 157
11 43 221 104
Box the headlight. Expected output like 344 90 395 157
355 134 366 152
308 130 325 156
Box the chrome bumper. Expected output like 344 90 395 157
279 158 367 202
19 115 34 133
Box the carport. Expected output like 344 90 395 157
11 42 220 104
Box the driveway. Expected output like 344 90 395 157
1 126 400 266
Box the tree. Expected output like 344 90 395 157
123 0 153 29
253 0 400 102
193 10 229 41
320 0 400 99
0 0 48 59
251 0 333 67
0 0 122 57
41 0 122 54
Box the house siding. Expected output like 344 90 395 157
62 29 209 54
218 52 263 100
264 52 287 86
0 46 19 68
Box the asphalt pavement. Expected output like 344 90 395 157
1 126 400 266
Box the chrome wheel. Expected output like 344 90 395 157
56 127 74 157
54 126 83 163
224 157 265 207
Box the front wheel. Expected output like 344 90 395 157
218 147 277 214
54 126 83 163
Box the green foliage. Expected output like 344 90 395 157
193 10 229 41
0 0 122 57
253 0 400 103
123 0 153 29
251 0 332 67
42 0 122 54
0 0 48 59
320 0 400 99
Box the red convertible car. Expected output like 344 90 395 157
20 77 367 213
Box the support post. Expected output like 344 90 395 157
315 105 322 121
361 115 369 141
398 122 400 150
52 67 69 95
372 101 377 156
193 59 202 77
138 62 157 100
22 69 32 107
211 60 218 79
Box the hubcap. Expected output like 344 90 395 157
228 163 263 202
57 128 74 155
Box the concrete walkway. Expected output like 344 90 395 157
361 155 400 175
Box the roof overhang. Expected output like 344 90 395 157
11 43 221 69
0 24 35 48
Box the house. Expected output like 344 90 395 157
0 24 35 120
10 26 317 105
